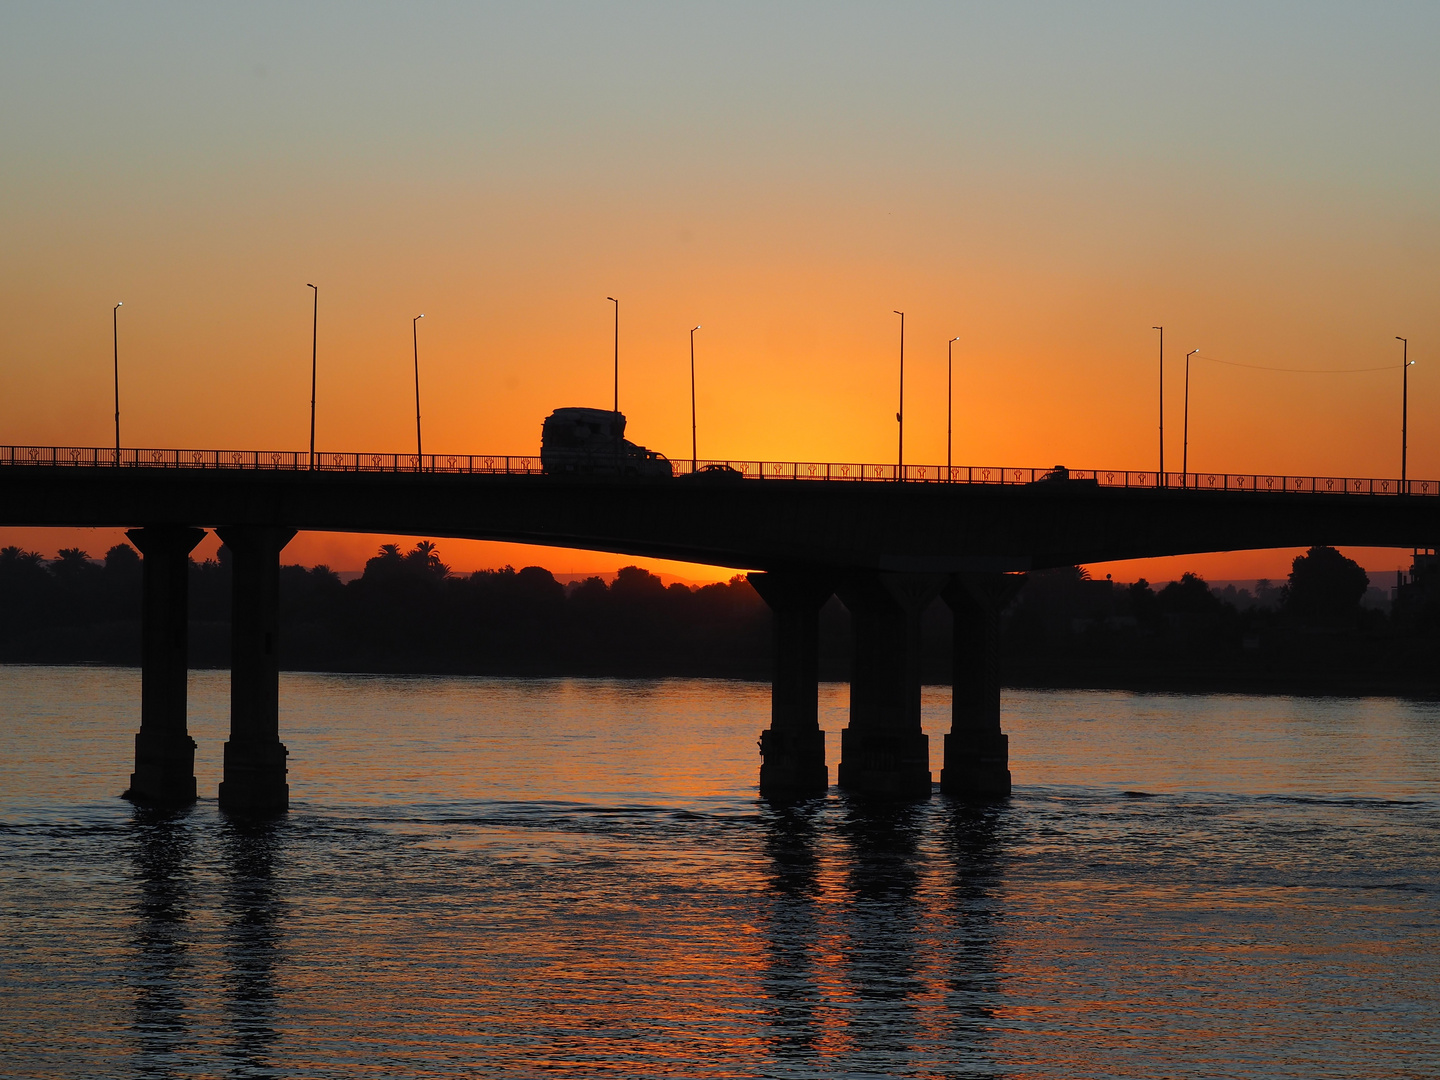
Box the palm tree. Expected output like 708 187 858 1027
408 540 450 579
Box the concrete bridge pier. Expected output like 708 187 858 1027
215 526 295 815
835 571 945 798
123 526 207 806
941 572 1025 800
748 570 836 799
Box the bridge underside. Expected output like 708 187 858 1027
6 465 1438 809
4 465 1439 572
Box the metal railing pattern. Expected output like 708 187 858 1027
1 446 1435 496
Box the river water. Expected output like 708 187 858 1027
1 666 1437 1078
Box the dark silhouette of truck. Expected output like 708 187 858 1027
540 408 673 478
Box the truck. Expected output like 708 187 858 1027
540 407 673 478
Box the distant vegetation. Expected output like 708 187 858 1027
0 542 771 678
1 541 1437 693
1002 546 1439 694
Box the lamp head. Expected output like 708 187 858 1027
894 310 903 316
115 302 122 308
607 296 616 303
307 283 316 289
950 336 960 342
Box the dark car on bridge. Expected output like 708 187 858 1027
1032 464 1098 486
540 408 673 478
680 463 745 483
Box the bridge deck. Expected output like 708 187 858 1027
3 447 1438 571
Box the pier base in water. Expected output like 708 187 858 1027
124 525 206 806
216 526 295 815
834 571 943 799
750 570 834 799
940 573 1024 801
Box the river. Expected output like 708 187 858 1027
2 666 1437 1078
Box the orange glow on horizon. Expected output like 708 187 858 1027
1 6 1434 585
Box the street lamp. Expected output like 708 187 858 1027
1184 348 1199 485
1399 336 1413 486
894 310 905 477
947 336 959 479
690 324 701 473
1153 325 1164 485
307 284 318 469
112 302 122 461
413 314 425 467
607 297 618 414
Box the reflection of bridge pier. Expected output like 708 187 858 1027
220 817 285 1070
128 806 198 1067
754 566 1025 802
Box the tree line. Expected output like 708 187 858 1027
0 541 773 677
0 540 1436 691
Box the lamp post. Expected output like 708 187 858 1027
894 310 905 477
1153 325 1164 485
607 297 618 414
1399 336 1413 486
413 314 425 467
690 324 701 473
307 284 318 469
1183 348 1198 486
947 336 959 479
112 302 122 461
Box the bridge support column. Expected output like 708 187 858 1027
215 526 295 815
748 570 836 799
835 571 945 798
940 573 1025 800
123 526 206 806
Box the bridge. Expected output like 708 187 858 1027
5 443 1438 814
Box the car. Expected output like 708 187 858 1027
1031 464 1097 486
680 462 745 483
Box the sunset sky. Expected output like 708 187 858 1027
2 3 1436 583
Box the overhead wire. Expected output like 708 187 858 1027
1196 352 1396 374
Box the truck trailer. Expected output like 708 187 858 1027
540 408 673 478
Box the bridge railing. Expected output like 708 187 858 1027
671 460 1438 494
0 446 548 474
2 446 1435 496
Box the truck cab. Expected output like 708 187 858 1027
540 408 673 478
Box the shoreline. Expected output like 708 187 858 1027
6 658 1439 701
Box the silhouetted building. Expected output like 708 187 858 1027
1393 548 1440 632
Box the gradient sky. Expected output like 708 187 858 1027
2 2 1436 581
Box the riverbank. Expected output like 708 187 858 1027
9 654 1440 700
